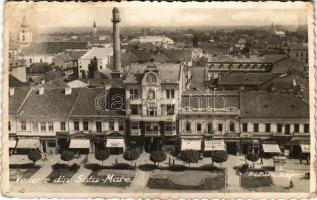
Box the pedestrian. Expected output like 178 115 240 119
260 157 263 165
44 153 48 161
115 157 118 164
173 159 175 166
168 157 171 165
289 180 293 189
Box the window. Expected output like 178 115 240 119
146 73 157 83
265 123 271 132
218 123 223 132
185 121 191 132
242 123 248 132
100 66 102 69
47 141 56 147
165 122 176 132
285 124 290 134
197 123 201 132
207 123 213 134
40 122 46 131
118 120 124 131
294 124 299 133
74 121 79 131
253 123 259 132
22 35 25 41
40 58 43 63
21 121 26 131
29 58 32 63
277 124 282 133
148 107 156 116
8 121 11 131
145 122 158 132
148 90 155 100
229 122 235 132
109 120 114 131
60 122 66 131
83 121 89 131
32 122 38 132
166 89 175 99
129 89 138 99
304 124 309 133
96 121 102 132
48 122 54 131
166 105 175 115
130 105 141 115
131 121 139 130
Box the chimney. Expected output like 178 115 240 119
65 87 72 95
39 87 44 95
111 7 121 78
9 88 14 96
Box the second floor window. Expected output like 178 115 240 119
60 122 66 131
130 105 141 115
207 123 213 134
242 123 248 132
294 124 299 132
166 89 175 99
148 90 155 100
109 120 114 131
21 121 26 131
304 124 309 133
129 89 138 99
146 73 157 84
48 122 54 131
96 121 102 132
197 123 201 132
166 105 175 115
8 121 11 131
118 120 124 131
218 123 223 132
253 123 259 132
229 122 235 132
277 124 282 133
40 122 46 131
285 124 290 134
74 121 79 131
83 121 89 131
131 121 139 130
165 122 176 132
185 121 191 132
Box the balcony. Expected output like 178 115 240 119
130 129 141 136
130 115 176 122
164 130 177 136
179 107 240 115
144 130 161 137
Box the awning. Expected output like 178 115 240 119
262 144 281 153
69 139 90 149
300 144 310 153
204 140 226 151
181 139 202 151
16 138 41 149
106 139 125 148
9 140 17 148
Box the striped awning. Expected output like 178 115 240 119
262 144 281 153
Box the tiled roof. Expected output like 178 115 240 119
218 73 279 86
21 41 90 55
54 52 73 63
80 47 112 60
9 86 31 116
70 87 125 117
240 91 308 118
19 88 80 118
9 75 29 88
67 50 88 60
124 62 181 84
207 54 286 63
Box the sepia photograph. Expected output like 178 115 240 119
2 1 315 198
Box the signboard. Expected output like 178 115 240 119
204 140 226 151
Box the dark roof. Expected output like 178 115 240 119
21 41 90 55
43 79 68 88
218 73 279 86
207 54 286 63
19 88 79 118
67 50 88 60
240 91 308 118
70 87 125 117
9 86 31 116
124 62 181 84
54 52 73 63
9 75 29 88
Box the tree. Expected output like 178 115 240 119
123 149 141 166
246 153 259 167
95 150 110 166
150 150 167 167
27 150 42 165
181 150 200 167
211 151 228 167
61 151 74 166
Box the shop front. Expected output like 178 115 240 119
69 133 91 154
261 143 281 157
41 137 57 154
203 139 226 157
239 138 260 155
56 132 70 153
106 138 125 154
15 137 41 154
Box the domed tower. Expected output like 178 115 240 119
111 7 121 78
19 15 33 47
92 21 97 36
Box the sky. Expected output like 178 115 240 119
5 1 309 33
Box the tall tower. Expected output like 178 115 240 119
111 7 121 78
92 21 97 36
19 15 33 47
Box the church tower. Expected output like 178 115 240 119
92 21 97 36
19 15 32 47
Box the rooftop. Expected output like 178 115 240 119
9 86 31 116
218 73 280 86
80 47 113 60
206 54 286 63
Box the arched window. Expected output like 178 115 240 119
22 35 25 41
146 73 157 84
148 90 155 100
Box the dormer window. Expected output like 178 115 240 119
146 73 157 84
